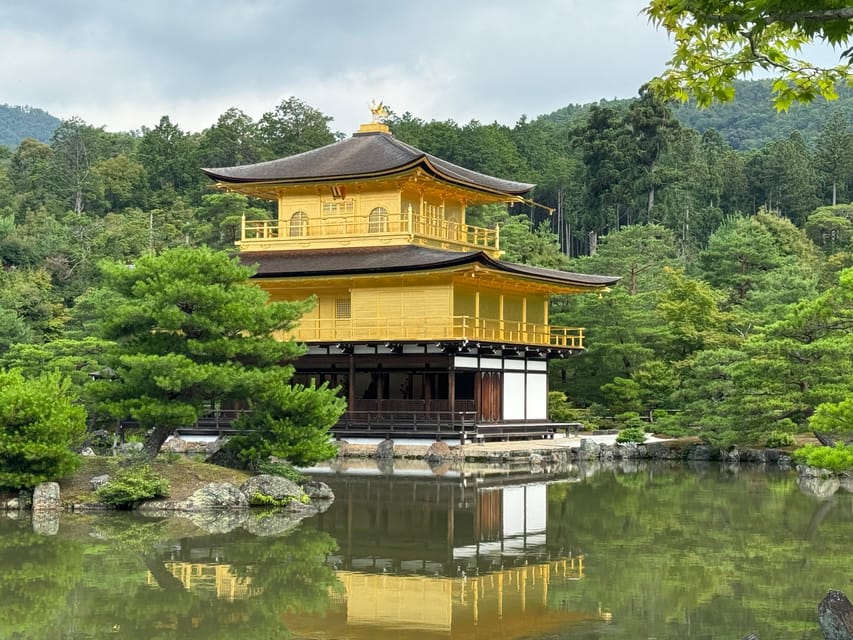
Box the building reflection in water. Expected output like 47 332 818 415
147 461 608 638
304 460 601 638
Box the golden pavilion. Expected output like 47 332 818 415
202 118 617 441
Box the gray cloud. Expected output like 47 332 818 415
5 0 832 136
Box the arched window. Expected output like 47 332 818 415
368 207 388 233
289 211 308 237
447 214 460 240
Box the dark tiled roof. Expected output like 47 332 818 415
239 246 620 289
202 131 534 196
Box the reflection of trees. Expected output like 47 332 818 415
0 520 85 639
92 526 339 639
546 467 853 639
0 515 340 640
223 525 344 615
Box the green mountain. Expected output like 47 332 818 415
672 79 853 149
539 79 853 150
0 104 61 147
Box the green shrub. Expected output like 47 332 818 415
765 430 795 448
615 412 647 431
0 370 87 490
548 391 589 424
650 413 689 438
256 459 307 483
616 427 647 444
792 443 853 473
248 491 309 507
95 465 170 508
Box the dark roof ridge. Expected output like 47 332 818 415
202 130 534 196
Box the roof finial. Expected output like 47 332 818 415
369 99 388 123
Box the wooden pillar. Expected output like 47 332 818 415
499 294 505 341
474 370 481 421
348 352 355 412
449 368 456 420
474 288 480 340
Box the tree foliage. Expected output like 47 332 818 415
86 246 324 459
645 0 853 109
0 369 87 489
223 381 345 468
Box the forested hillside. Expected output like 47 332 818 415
0 104 61 147
537 80 853 150
0 90 851 447
671 80 853 150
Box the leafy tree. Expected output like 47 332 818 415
485 207 569 270
804 204 853 254
688 266 853 444
453 120 528 180
576 223 679 295
0 267 66 347
645 0 853 109
626 86 682 220
699 212 816 309
657 267 734 358
745 132 818 224
222 381 344 469
809 398 853 437
0 369 87 489
696 129 750 214
92 154 148 212
7 138 56 215
48 117 104 214
85 246 338 460
195 192 269 249
814 110 853 205
135 115 200 199
197 107 263 169
388 112 461 160
257 97 338 159
574 105 637 234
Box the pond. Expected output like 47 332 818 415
1 460 851 639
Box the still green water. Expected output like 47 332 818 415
1 461 850 639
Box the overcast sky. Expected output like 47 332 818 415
0 1 845 136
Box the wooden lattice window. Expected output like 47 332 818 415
335 296 351 319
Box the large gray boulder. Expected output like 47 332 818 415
90 475 111 491
577 438 600 460
302 480 334 501
818 589 853 640
425 440 453 462
688 445 717 461
376 438 395 458
240 474 305 506
183 483 249 510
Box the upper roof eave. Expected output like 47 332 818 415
202 130 535 197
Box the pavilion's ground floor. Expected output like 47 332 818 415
288 341 576 443
168 341 579 444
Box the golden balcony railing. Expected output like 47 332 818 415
239 211 500 253
283 315 585 349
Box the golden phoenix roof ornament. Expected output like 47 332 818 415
369 99 388 122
